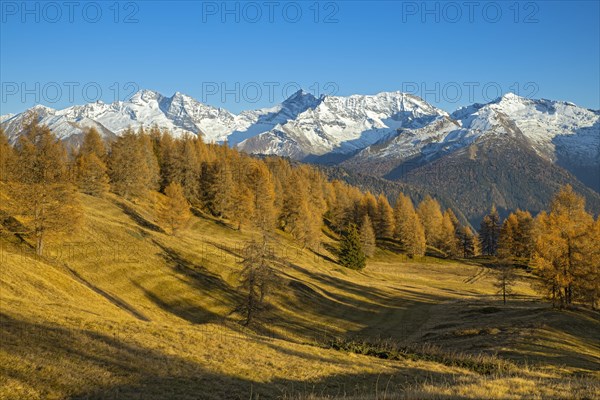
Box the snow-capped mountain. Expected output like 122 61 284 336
341 93 599 187
0 89 322 146
1 90 240 143
237 92 447 159
451 93 599 168
0 114 15 123
228 89 320 145
2 90 598 193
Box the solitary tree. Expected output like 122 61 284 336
237 238 276 326
339 223 366 270
494 261 516 305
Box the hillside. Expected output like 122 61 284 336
1 191 599 399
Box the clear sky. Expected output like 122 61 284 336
1 1 599 114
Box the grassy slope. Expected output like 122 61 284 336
0 192 598 399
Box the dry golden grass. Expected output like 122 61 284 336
1 192 599 399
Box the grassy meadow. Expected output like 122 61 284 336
1 191 599 399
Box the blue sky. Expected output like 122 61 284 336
1 1 598 114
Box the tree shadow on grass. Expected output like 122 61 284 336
259 261 452 343
115 200 165 233
0 312 471 400
145 240 242 324
131 280 223 325
376 238 404 254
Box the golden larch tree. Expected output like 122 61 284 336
375 194 395 239
359 214 376 257
532 185 595 307
159 182 192 235
417 195 444 247
10 119 82 255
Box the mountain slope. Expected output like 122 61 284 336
396 134 600 223
336 94 600 221
343 94 599 187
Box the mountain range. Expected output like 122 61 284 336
2 89 599 223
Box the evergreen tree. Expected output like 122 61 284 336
159 182 192 235
75 128 110 196
280 169 308 236
229 181 255 231
138 131 160 191
359 215 376 257
445 208 460 233
246 160 276 232
212 160 236 218
360 192 379 225
393 193 413 242
405 213 427 258
576 218 600 308
339 223 366 270
179 135 202 204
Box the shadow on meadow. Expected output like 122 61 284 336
0 312 465 400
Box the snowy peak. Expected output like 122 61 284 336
0 114 15 123
283 89 319 106
2 89 597 186
129 89 164 105
449 94 599 166
238 91 449 158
